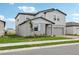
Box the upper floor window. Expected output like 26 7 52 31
26 18 30 20
53 15 56 21
54 18 56 21
44 12 47 14
17 19 19 21
53 15 60 21
57 18 60 21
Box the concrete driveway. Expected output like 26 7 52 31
64 35 79 39
1 44 79 55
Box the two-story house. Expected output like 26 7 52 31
15 8 67 36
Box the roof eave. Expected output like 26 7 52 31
15 13 35 19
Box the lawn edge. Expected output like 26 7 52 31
0 42 79 54
0 40 79 51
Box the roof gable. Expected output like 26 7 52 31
31 17 55 24
15 8 67 19
35 8 67 16
15 13 35 19
66 22 79 27
19 17 55 25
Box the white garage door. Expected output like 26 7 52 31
53 27 64 36
75 28 79 34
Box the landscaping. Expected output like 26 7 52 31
0 40 79 50
0 35 70 43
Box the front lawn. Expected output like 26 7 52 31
0 35 70 43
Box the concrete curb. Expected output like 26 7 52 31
0 39 77 47
0 43 79 54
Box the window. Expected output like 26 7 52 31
17 19 19 21
26 18 30 20
53 15 60 21
54 18 56 21
34 27 38 31
57 18 60 21
34 24 38 31
44 12 46 14
53 15 56 21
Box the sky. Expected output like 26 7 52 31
0 3 79 29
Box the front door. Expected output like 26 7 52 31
45 24 52 36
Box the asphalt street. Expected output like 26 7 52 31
0 44 79 55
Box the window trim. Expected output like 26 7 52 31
17 19 19 21
53 15 56 21
57 18 60 21
33 24 39 31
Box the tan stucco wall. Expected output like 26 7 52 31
0 21 5 36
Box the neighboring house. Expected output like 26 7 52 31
66 22 79 35
0 20 5 36
15 8 67 36
6 28 16 35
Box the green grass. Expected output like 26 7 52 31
0 35 70 43
0 40 79 50
66 34 79 36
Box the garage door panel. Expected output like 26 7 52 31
75 28 79 34
53 27 64 36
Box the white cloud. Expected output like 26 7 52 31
8 18 15 23
18 6 37 13
71 13 79 22
74 20 79 23
72 13 79 16
72 17 79 23
0 15 5 20
73 17 79 20
9 3 15 5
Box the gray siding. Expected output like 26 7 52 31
35 10 66 35
18 22 31 36
66 27 74 34
16 14 34 26
16 18 53 36
35 10 66 26
66 26 79 34
17 23 46 36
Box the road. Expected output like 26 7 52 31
0 44 79 55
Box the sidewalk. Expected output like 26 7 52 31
0 39 79 47
0 43 79 54
64 35 79 39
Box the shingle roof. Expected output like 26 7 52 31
35 8 67 16
15 8 67 19
66 22 79 27
19 17 55 25
15 13 36 19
